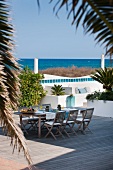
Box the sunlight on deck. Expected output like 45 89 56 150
29 141 76 164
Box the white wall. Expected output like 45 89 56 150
75 93 89 106
43 81 103 95
41 77 103 108
40 95 68 108
44 86 52 95
63 87 72 95
87 100 113 118
43 74 103 93
70 81 103 93
40 94 89 108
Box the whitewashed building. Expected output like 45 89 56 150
40 74 103 108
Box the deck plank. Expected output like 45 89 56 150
0 115 113 170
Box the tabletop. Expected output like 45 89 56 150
14 110 56 120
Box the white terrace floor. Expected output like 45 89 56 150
0 114 113 170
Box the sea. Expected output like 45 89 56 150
18 58 113 71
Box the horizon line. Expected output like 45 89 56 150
17 57 110 60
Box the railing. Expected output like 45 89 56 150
40 77 94 84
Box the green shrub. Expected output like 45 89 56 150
39 66 96 77
86 91 113 101
19 67 46 107
99 92 113 101
86 91 101 101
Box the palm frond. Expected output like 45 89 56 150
0 0 32 165
50 0 113 56
91 67 113 91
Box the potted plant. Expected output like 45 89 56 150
86 93 113 118
86 68 113 118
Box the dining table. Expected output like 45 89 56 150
14 110 55 138
14 107 89 138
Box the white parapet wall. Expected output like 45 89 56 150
40 95 69 108
40 94 89 108
87 100 113 118
74 93 89 106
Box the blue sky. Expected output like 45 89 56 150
11 0 105 59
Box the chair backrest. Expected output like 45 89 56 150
41 104 51 111
54 111 66 124
68 110 79 121
84 108 94 120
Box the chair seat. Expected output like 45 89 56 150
76 118 83 121
84 118 90 121
44 121 61 126
63 120 67 124
33 116 39 119
63 120 74 124
67 120 75 124
22 117 38 121
76 118 90 122
22 117 31 121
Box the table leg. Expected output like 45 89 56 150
20 115 22 129
38 116 41 138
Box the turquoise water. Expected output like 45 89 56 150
18 58 113 71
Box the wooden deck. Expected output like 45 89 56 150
0 115 113 170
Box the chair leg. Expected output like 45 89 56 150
76 121 84 132
76 121 92 134
21 124 29 134
83 122 93 133
68 123 77 135
62 127 70 137
61 123 77 137
56 126 65 139
27 121 38 131
45 126 57 140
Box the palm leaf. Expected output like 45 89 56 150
51 84 65 95
48 0 113 56
0 0 32 165
91 68 113 91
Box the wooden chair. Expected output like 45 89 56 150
62 109 79 137
44 111 66 140
18 107 39 134
76 108 94 134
